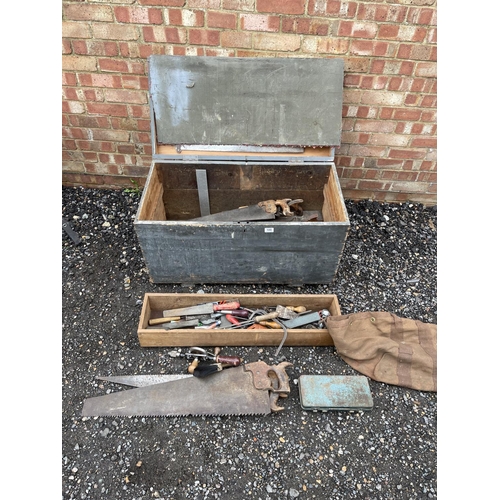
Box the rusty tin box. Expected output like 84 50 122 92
134 56 350 284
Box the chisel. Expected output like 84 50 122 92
160 300 240 318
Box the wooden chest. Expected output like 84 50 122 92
134 56 350 285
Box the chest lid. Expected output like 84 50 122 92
148 55 344 158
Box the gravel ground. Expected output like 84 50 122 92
62 186 437 500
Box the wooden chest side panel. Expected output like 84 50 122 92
134 221 349 284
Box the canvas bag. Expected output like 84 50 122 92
326 311 437 392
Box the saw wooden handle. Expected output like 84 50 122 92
213 301 240 311
149 316 181 326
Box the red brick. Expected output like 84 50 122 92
388 77 403 91
393 109 421 121
139 0 184 5
122 75 149 90
207 11 237 29
77 140 115 152
376 159 405 168
93 129 131 142
128 105 150 118
257 0 305 15
404 94 419 106
381 171 418 181
358 180 386 191
144 26 187 43
343 57 371 73
351 40 389 57
117 144 136 154
388 149 426 160
69 115 110 129
87 103 129 117
63 72 78 86
354 120 395 133
189 29 220 46
99 58 129 73
311 38 349 54
222 0 254 11
63 55 97 72
241 14 280 32
187 0 220 7
378 24 399 38
63 4 113 22
308 0 357 18
115 6 163 24
370 59 385 74
79 73 122 88
349 145 386 157
379 108 393 119
411 137 437 148
93 24 140 41
104 89 148 104
62 21 92 39
221 31 252 48
83 89 105 102
397 44 412 59
357 4 407 22
400 61 415 75
63 39 72 54
167 9 204 26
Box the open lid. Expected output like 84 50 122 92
148 56 344 149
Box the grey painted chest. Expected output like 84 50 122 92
135 55 350 285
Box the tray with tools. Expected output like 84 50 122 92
138 293 341 348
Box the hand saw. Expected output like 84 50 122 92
82 361 292 417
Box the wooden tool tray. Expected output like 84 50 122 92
138 293 341 347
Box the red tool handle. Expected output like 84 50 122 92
215 355 242 366
213 301 240 311
225 314 241 325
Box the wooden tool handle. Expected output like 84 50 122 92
255 312 279 322
149 316 181 326
286 306 307 313
216 355 242 366
259 320 282 329
213 301 240 311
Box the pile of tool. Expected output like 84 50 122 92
148 300 331 331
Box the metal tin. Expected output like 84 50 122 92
298 375 373 412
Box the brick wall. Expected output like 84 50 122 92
62 0 437 204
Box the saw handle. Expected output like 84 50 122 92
213 301 240 311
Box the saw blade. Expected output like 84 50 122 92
82 366 272 417
96 374 192 387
